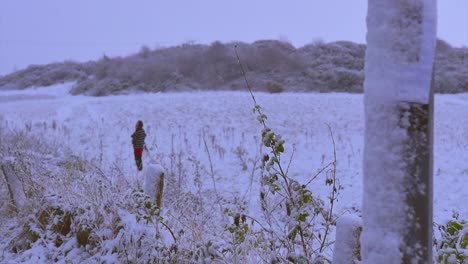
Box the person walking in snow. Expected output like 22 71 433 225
131 120 146 171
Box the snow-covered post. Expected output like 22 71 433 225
362 1 436 263
333 215 363 264
144 164 165 208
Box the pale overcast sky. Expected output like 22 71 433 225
1 0 467 75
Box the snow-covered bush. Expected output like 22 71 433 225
266 82 284 93
3 38 468 95
229 50 343 262
0 61 90 90
252 109 340 263
434 39 468 93
435 213 468 263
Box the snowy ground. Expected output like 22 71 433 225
0 83 467 221
0 83 467 261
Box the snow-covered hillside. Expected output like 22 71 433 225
0 83 467 262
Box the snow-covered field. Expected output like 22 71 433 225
0 83 467 262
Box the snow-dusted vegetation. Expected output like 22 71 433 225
0 39 467 96
0 84 467 262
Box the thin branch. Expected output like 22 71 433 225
305 162 334 187
159 221 177 244
285 144 296 176
319 124 338 253
234 45 259 111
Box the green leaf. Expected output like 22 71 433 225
448 221 463 235
298 213 309 222
145 201 152 209
449 221 463 230
277 144 284 153
461 236 468 248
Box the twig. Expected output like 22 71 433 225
305 161 334 187
160 221 177 244
202 132 218 196
285 144 296 176
234 45 259 111
319 124 338 253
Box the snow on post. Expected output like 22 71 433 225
333 215 363 264
362 0 436 263
144 164 165 208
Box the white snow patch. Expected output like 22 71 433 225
0 82 73 100
365 1 436 104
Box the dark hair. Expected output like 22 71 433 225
135 120 143 131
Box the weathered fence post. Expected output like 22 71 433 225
144 164 165 208
1 158 18 214
398 99 434 263
362 0 436 263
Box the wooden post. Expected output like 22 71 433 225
398 96 433 263
1 160 18 214
155 172 164 208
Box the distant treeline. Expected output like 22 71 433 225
0 39 467 96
